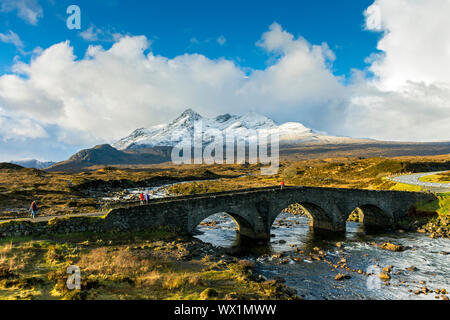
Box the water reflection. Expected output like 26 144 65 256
193 213 238 248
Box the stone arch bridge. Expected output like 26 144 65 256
105 186 436 242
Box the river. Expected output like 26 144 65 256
194 212 450 300
104 182 450 300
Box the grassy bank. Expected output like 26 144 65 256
0 230 296 300
419 171 450 183
168 157 449 195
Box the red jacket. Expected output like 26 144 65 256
30 202 37 211
139 193 144 201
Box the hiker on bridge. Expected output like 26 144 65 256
139 192 144 205
144 192 149 204
280 181 285 190
29 200 38 219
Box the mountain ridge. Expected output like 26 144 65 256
10 159 56 169
46 145 172 172
45 109 450 172
113 108 367 150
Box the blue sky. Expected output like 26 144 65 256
0 0 449 162
0 0 379 77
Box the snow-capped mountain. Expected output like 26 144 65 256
10 159 56 169
113 108 365 150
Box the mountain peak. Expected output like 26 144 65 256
178 108 202 119
215 113 232 123
92 144 117 151
69 144 123 162
234 111 277 128
169 108 203 130
113 109 364 150
168 108 202 127
215 113 239 123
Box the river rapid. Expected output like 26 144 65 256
195 212 450 300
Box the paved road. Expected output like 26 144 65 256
387 171 450 193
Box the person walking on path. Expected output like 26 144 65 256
280 181 285 190
144 192 149 204
29 200 38 219
139 192 144 205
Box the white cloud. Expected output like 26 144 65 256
189 37 199 44
0 30 24 48
0 0 43 25
79 25 103 42
79 24 123 43
190 35 228 47
0 25 345 145
340 0 450 142
0 108 47 140
240 23 346 125
0 6 449 148
217 35 226 46
343 77 450 141
364 0 450 91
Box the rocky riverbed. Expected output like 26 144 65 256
194 213 450 300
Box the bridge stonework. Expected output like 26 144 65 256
104 186 436 242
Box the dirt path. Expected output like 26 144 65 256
0 211 106 223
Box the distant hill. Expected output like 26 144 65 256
10 159 56 169
46 141 450 173
0 162 24 170
47 144 172 172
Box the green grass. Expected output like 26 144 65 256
389 182 424 192
419 172 450 184
414 193 450 215
0 164 254 219
169 158 450 196
0 231 286 300
437 193 450 215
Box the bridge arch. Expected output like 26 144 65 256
189 210 259 240
270 202 337 233
349 204 392 230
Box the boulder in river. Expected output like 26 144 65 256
335 274 344 281
382 265 393 273
378 272 391 281
377 242 406 252
335 273 351 281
